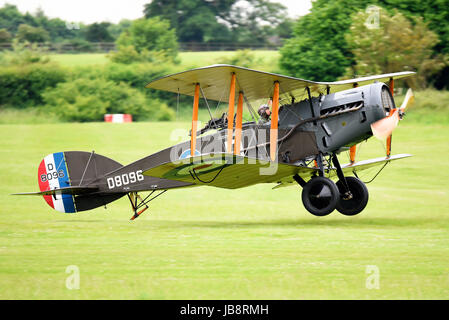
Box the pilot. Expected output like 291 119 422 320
258 104 271 124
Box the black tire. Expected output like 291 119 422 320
301 176 340 216
335 177 369 216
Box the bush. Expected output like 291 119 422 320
0 62 67 107
108 45 142 64
111 17 178 64
72 61 182 106
215 50 262 68
0 28 11 43
280 37 350 81
0 41 50 66
58 39 93 53
69 61 184 114
108 46 177 65
17 24 50 43
42 78 174 122
71 62 175 91
345 8 443 88
103 62 173 90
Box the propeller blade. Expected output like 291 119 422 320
400 88 415 111
371 110 400 140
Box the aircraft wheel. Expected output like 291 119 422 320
302 176 339 216
335 177 369 216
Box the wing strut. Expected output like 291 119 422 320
306 87 316 124
349 82 359 164
270 81 280 161
234 91 244 155
191 83 200 155
350 145 357 164
226 73 236 153
386 78 394 158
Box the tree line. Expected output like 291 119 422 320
280 0 449 89
0 1 294 48
1 0 448 124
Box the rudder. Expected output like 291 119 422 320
38 151 123 213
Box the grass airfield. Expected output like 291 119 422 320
0 121 448 299
49 51 280 71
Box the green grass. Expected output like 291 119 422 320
49 53 110 66
48 51 280 71
0 108 60 125
0 121 448 299
180 50 280 71
398 89 449 124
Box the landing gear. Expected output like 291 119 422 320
301 176 340 216
294 152 369 217
335 177 368 216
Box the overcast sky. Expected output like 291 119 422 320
0 0 312 24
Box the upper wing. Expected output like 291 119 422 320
145 64 415 102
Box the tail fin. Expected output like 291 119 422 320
36 151 123 213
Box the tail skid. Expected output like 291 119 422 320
127 190 168 220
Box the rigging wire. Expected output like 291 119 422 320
243 94 258 123
176 87 180 120
213 86 226 115
354 161 389 184
190 165 227 184
199 84 217 128
235 76 258 123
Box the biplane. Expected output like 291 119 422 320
15 65 415 219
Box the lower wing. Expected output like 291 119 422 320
143 153 411 190
272 153 412 189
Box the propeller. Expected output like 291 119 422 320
371 88 414 140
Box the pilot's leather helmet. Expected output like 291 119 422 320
258 104 271 119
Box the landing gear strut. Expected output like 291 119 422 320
332 153 368 215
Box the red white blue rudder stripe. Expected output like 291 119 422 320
37 152 76 213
